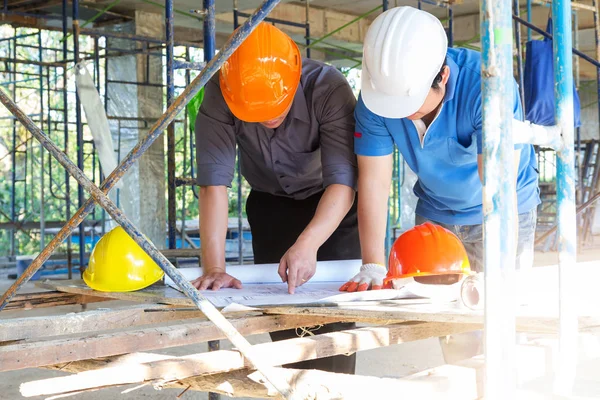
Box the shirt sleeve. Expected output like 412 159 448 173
315 73 359 190
353 94 395 157
195 75 237 187
472 79 525 155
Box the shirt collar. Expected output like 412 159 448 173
443 55 459 103
288 82 310 124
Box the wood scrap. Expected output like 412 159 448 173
19 321 480 397
35 280 192 306
3 291 109 311
0 314 342 372
0 304 208 342
263 303 600 334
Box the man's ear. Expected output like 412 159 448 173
441 65 450 85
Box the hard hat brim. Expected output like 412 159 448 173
360 60 431 119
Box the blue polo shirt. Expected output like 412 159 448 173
354 47 540 226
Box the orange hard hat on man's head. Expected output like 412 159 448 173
385 222 472 286
219 22 302 123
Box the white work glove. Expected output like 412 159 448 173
339 263 387 292
513 119 562 149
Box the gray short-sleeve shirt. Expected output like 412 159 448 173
195 59 358 200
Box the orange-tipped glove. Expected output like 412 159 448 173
339 263 388 292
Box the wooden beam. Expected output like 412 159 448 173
36 366 481 400
19 322 480 397
0 314 342 372
34 280 193 306
263 302 600 334
3 291 109 311
0 304 211 342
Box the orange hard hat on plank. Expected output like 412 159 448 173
219 22 302 123
385 222 472 286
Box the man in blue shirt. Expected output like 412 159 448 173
339 5 541 362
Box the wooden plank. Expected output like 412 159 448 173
263 302 600 334
30 366 480 400
19 321 480 396
35 280 193 306
38 340 587 400
3 291 109 311
0 304 215 342
0 314 343 372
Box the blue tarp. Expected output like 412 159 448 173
524 18 582 127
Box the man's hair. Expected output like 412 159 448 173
431 58 448 90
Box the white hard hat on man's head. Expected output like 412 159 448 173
361 6 448 119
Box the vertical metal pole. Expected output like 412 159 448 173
94 36 107 236
166 0 176 250
305 0 311 58
383 0 389 11
552 0 577 393
418 0 422 10
573 11 579 199
593 0 600 137
62 0 72 278
204 0 216 60
39 31 45 250
514 0 526 111
481 0 517 396
527 0 533 41
233 0 243 266
10 34 16 256
448 6 454 47
181 48 190 249
73 0 86 272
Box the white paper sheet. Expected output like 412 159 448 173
168 281 423 308
165 260 363 286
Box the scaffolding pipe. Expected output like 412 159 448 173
38 30 45 250
481 0 517 396
61 0 73 278
0 86 292 398
552 0 578 393
573 11 581 208
73 0 86 273
166 0 176 250
10 35 16 256
448 6 454 47
527 0 533 41
204 0 216 60
0 0 281 303
514 0 526 111
305 0 311 58
235 11 307 28
513 14 600 68
593 0 600 134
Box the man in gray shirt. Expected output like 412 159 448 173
192 22 360 374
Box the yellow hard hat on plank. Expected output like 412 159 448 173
84 226 164 292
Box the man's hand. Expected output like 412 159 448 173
278 241 318 294
191 269 242 291
339 263 388 292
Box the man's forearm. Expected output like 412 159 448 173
296 184 355 249
198 186 229 273
358 155 393 266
